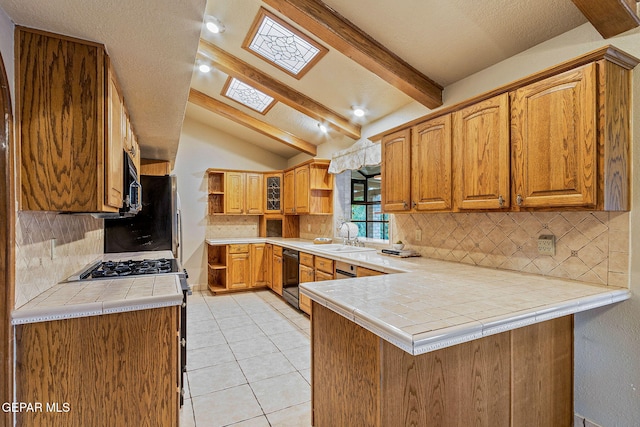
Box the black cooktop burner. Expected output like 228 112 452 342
81 258 178 280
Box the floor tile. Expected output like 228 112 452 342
250 372 311 414
299 368 311 385
222 323 267 343
238 351 297 383
216 313 256 330
229 335 279 360
266 402 313 427
179 399 196 427
268 330 310 351
187 360 247 397
187 343 235 371
188 329 226 350
192 384 263 427
227 415 271 426
281 346 311 371
188 318 220 336
259 320 299 336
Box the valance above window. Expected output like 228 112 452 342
328 140 381 174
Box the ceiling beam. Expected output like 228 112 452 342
262 0 443 109
570 0 640 38
188 88 318 156
198 39 360 140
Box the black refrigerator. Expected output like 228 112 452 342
104 174 180 260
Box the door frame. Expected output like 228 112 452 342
0 47 14 427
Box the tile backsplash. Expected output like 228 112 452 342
392 211 628 287
15 211 104 308
206 215 260 239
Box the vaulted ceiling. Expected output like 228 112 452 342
0 0 638 162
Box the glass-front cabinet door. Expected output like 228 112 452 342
264 173 283 214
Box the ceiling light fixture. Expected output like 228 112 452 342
352 106 366 117
205 16 225 34
317 123 328 133
198 62 211 73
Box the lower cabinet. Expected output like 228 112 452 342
356 266 385 277
15 307 180 427
207 243 270 293
299 253 315 315
272 246 283 296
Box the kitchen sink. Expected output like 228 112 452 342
312 244 376 253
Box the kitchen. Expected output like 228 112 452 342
2 0 640 426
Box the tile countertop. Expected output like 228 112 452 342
207 238 630 355
12 251 184 325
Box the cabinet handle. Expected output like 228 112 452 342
411 201 416 208
181 338 186 347
498 195 504 207
516 194 523 206
403 201 408 209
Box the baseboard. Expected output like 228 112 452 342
575 414 604 427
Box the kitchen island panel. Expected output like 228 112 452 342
15 306 179 427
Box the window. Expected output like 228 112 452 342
351 166 388 240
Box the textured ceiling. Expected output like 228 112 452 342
188 0 587 159
0 0 588 162
0 0 206 161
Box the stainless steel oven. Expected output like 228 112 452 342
282 248 300 309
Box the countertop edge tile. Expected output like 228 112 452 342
11 302 104 325
352 311 414 354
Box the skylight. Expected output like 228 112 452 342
243 8 328 79
222 77 276 114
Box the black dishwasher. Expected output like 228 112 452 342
282 249 300 309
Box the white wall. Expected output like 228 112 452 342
0 6 13 113
355 23 640 425
173 117 288 287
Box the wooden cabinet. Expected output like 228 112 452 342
264 173 284 214
265 244 273 289
141 159 171 176
208 243 270 293
207 170 264 215
272 246 283 296
284 160 333 215
411 115 453 211
380 47 637 213
356 266 385 277
314 256 334 276
453 93 510 210
381 129 411 212
16 307 179 426
299 258 315 315
250 243 267 287
17 27 134 213
511 64 598 209
315 270 334 281
228 245 250 290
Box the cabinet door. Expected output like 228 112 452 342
453 94 510 210
264 173 283 214
250 244 266 287
381 128 411 212
511 64 597 208
283 169 296 214
227 252 250 289
106 71 124 209
225 172 245 214
299 264 315 315
272 255 283 296
265 244 273 289
246 173 264 215
411 115 452 211
294 165 310 214
315 270 334 281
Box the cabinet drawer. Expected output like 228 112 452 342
228 244 249 254
356 266 385 277
314 256 334 274
273 245 283 257
315 270 334 281
300 252 314 267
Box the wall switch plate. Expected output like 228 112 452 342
415 229 422 241
537 234 556 256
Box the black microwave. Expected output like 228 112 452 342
120 151 142 216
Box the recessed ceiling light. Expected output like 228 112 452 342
198 63 211 73
317 123 328 133
352 106 366 117
205 16 225 34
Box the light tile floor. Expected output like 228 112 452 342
180 290 312 427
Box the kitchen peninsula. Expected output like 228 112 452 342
206 237 628 426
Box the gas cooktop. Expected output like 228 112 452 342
78 258 179 280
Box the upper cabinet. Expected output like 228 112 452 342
381 129 411 212
453 93 510 210
380 46 638 213
17 27 135 213
511 64 597 209
283 160 333 215
264 172 283 214
207 170 264 215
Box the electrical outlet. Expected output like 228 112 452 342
537 234 556 256
415 229 422 242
